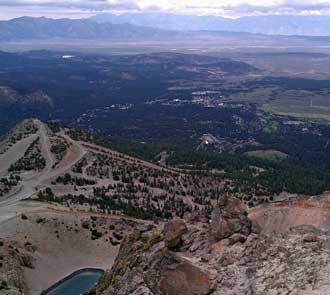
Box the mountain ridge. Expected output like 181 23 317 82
3 15 330 42
91 13 330 36
0 16 181 41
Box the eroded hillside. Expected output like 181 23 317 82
89 195 330 295
1 120 330 295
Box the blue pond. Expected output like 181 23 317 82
42 269 103 295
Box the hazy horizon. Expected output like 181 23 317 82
2 0 330 20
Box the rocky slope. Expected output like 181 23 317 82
2 120 330 294
88 195 330 295
0 240 34 295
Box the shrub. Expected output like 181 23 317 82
0 281 8 290
91 229 103 240
36 217 45 224
110 238 120 246
81 221 89 229
113 232 123 241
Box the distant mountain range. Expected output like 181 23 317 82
0 16 179 41
91 13 330 36
2 14 330 42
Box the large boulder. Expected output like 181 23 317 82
159 259 211 295
164 219 188 249
211 195 252 241
89 224 211 295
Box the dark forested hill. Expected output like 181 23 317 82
0 50 257 133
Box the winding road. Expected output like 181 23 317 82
0 120 86 224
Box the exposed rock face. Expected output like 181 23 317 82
159 259 211 295
211 195 252 241
164 219 188 249
89 195 330 295
88 220 211 295
0 241 33 295
249 194 330 235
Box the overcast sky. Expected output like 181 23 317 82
1 0 330 20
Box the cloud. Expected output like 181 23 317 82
2 0 330 19
0 0 139 10
0 0 141 19
219 1 330 16
151 0 330 16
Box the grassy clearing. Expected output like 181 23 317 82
258 113 279 133
226 87 276 104
245 150 288 162
263 104 330 122
227 86 330 122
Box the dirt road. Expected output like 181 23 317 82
0 120 86 224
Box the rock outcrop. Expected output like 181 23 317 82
89 195 330 295
211 195 252 241
0 241 33 295
88 220 211 295
159 259 211 295
163 219 188 249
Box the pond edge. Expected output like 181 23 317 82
40 268 104 295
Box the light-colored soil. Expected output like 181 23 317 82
0 120 87 224
3 119 330 295
249 193 330 235
52 132 86 171
0 210 122 295
80 142 181 175
0 134 38 177
0 120 158 294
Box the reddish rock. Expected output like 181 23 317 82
211 239 230 256
160 260 211 295
211 195 252 241
164 219 188 249
229 233 247 245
